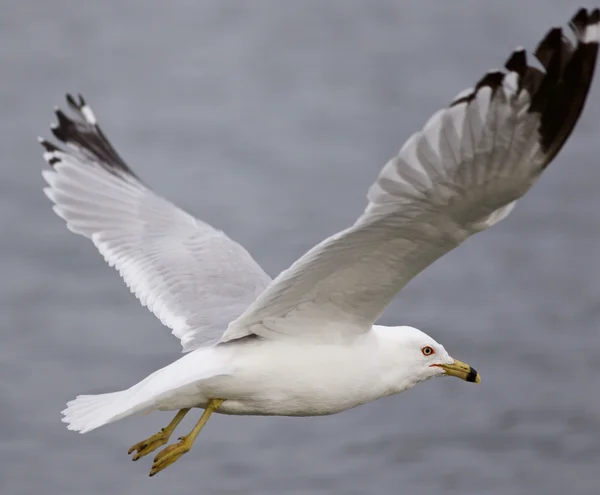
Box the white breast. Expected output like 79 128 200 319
206 333 400 417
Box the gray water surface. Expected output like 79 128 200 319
2 2 600 494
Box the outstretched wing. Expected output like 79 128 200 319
40 95 271 351
222 9 599 343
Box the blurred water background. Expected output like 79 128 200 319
1 1 600 494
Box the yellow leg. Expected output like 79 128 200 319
149 399 224 477
128 408 190 461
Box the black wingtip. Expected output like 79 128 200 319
570 8 600 43
504 47 527 76
38 138 59 153
65 92 88 111
450 70 505 107
51 109 72 142
39 138 62 166
474 70 504 93
66 93 78 109
41 93 139 179
570 8 590 37
534 27 567 78
453 9 598 170
529 8 600 164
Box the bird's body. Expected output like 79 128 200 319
68 326 442 429
38 8 599 476
159 334 389 417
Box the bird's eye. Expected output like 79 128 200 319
421 346 435 356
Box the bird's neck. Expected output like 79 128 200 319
370 325 427 396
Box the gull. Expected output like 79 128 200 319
39 8 598 477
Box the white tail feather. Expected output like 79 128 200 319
61 390 152 434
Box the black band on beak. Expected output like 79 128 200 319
466 366 478 383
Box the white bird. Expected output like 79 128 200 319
40 8 598 477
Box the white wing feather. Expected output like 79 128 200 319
223 9 599 343
40 95 271 351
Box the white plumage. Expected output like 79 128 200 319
39 8 598 468
42 103 271 351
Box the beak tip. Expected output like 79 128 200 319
438 360 481 384
465 366 479 383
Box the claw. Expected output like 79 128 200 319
127 408 190 462
149 438 191 476
128 429 169 461
141 400 223 477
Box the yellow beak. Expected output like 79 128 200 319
437 359 481 383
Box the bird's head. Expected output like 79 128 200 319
376 325 481 388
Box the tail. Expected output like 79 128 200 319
61 336 225 433
62 390 153 434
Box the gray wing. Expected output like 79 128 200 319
222 9 599 343
40 95 271 351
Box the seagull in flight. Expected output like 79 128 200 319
40 8 598 477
